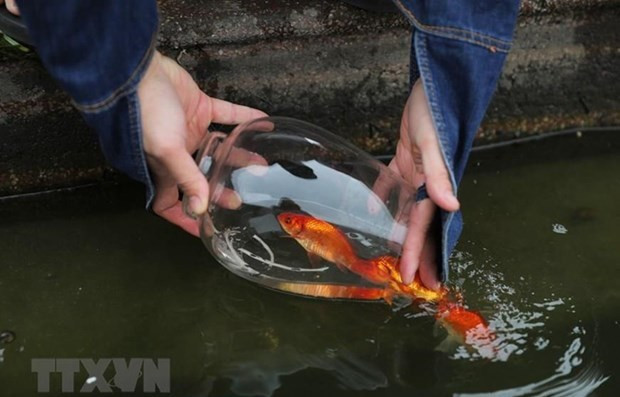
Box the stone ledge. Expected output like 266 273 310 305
0 0 618 194
156 0 620 48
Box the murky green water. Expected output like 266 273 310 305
1 130 619 396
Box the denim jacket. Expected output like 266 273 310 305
17 0 158 201
18 0 519 281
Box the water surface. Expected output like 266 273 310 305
0 130 618 396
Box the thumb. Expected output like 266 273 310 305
159 148 210 215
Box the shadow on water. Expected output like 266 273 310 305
0 129 618 396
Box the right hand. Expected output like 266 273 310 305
373 79 460 289
138 51 267 236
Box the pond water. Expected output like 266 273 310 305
0 130 618 396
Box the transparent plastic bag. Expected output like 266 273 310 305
184 117 423 299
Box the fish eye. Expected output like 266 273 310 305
284 216 292 224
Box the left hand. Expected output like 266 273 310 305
138 51 267 236
0 0 19 15
375 79 460 289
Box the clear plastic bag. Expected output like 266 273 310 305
185 117 422 299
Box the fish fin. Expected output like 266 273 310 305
307 252 323 268
435 334 462 354
334 261 349 273
432 321 446 338
382 289 395 305
383 289 412 309
371 255 399 268
368 255 400 279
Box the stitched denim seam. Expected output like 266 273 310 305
128 92 155 208
393 0 511 53
394 0 512 47
415 32 458 277
442 212 455 281
415 34 453 175
409 26 420 89
74 31 157 114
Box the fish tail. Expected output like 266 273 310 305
368 255 400 272
354 256 397 285
435 299 495 344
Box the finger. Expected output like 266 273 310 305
369 159 400 214
225 145 268 168
151 169 239 236
418 234 440 290
151 176 201 236
241 119 276 133
386 190 413 253
157 201 201 237
395 181 415 224
156 189 241 236
157 149 210 215
416 135 459 212
407 80 459 212
5 0 19 15
214 187 242 209
209 97 268 126
400 199 436 284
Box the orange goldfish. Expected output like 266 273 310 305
436 301 493 346
277 212 445 301
276 212 494 347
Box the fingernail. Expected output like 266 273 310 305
402 267 415 284
189 195 206 215
250 153 268 166
227 192 242 209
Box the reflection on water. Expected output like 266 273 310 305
457 341 609 397
219 346 387 396
0 130 618 396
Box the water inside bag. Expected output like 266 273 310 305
187 117 421 297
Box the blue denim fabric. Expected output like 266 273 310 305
17 0 158 203
394 0 520 280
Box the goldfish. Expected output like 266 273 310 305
276 212 494 349
277 212 445 301
436 301 493 345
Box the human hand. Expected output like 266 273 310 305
375 80 460 289
138 51 267 236
0 0 19 15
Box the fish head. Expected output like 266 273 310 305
277 212 307 237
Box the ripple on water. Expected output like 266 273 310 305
444 250 609 395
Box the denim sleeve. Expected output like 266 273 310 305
17 0 158 205
393 0 520 281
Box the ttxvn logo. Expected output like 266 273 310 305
32 358 170 393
